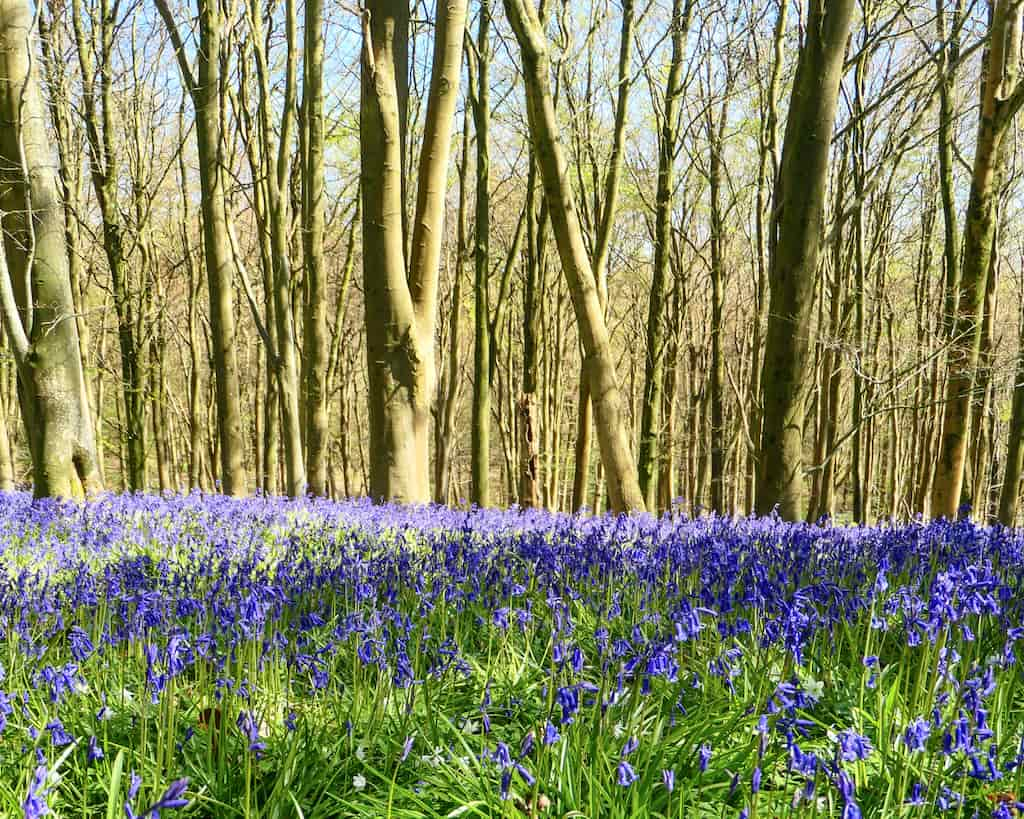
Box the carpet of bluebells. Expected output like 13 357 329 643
3 493 1024 817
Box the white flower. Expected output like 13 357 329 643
421 746 445 768
355 744 366 761
803 677 824 701
612 721 626 738
462 719 479 735
352 774 367 791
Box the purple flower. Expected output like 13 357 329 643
142 778 190 817
699 743 712 772
616 760 638 787
87 735 104 762
22 766 50 819
45 719 73 748
543 722 560 745
236 710 266 756
837 728 873 762
902 718 931 753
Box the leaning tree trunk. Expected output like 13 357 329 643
756 0 855 519
361 0 467 503
0 0 101 498
504 0 645 513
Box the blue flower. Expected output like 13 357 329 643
22 766 50 819
616 760 638 787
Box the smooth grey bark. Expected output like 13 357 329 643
0 0 101 498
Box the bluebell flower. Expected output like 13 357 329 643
616 760 638 787
699 743 712 772
22 765 50 819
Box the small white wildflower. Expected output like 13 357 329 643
462 719 479 735
352 774 367 791
803 677 824 701
355 744 366 761
612 721 626 738
421 746 445 768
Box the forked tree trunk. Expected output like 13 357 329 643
0 0 101 498
361 0 467 503
504 0 644 513
756 0 855 519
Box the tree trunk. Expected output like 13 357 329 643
638 0 693 511
932 0 1024 519
519 155 546 509
504 0 645 513
0 0 101 497
361 0 467 503
756 0 855 519
157 0 249 495
301 0 329 495
470 1 492 507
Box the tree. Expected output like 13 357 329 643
0 0 101 497
361 0 468 503
301 0 329 496
637 0 694 512
156 0 249 495
504 0 644 513
931 0 1024 519
756 0 855 518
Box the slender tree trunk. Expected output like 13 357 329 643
504 0 644 512
638 0 693 511
301 0 329 495
470 1 492 506
157 0 249 494
519 156 546 509
708 91 730 514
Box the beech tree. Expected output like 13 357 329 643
360 0 468 503
0 0 101 497
756 0 856 519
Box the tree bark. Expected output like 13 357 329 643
504 0 644 513
156 0 249 495
932 0 1024 519
638 0 693 511
756 0 855 519
301 0 329 495
361 0 467 503
0 0 101 497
